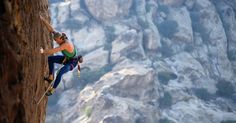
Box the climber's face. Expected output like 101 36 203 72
54 37 64 45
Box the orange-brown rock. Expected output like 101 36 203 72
0 0 51 123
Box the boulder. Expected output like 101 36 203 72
77 64 159 123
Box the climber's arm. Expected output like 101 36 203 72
42 43 68 55
40 15 54 33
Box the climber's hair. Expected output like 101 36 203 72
61 33 68 40
53 32 68 41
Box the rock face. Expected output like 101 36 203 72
111 29 145 63
83 47 109 70
84 0 132 21
77 64 158 123
0 0 50 123
47 0 236 123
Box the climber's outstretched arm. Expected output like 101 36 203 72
40 15 54 33
40 43 68 55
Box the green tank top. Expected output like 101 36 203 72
62 47 77 59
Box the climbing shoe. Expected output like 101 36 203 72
45 87 55 96
44 76 54 84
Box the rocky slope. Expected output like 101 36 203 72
47 0 236 123
0 0 51 123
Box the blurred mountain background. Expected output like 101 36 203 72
46 0 236 123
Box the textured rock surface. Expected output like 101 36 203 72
83 47 109 70
46 0 236 123
111 29 143 63
84 0 132 21
0 0 50 123
74 63 158 123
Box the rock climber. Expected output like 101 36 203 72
39 15 83 96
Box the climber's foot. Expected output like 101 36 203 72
45 87 55 96
44 75 54 83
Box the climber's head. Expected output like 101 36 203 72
53 32 67 44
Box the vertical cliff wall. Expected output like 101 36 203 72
0 0 51 123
